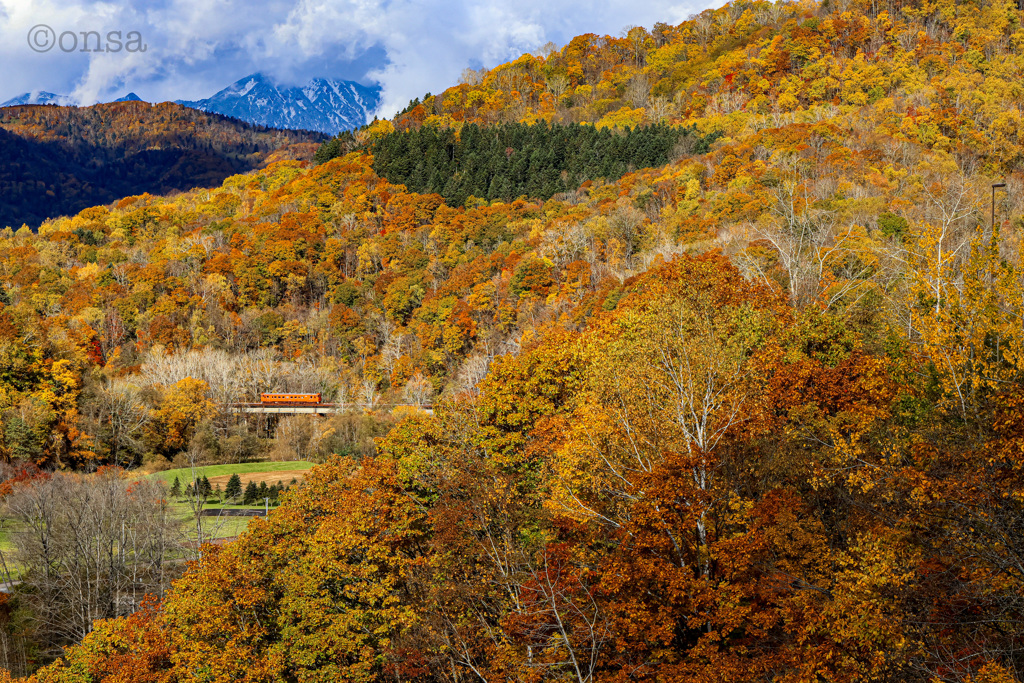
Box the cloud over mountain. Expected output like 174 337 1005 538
0 0 716 118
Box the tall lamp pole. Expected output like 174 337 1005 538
992 182 1006 240
990 183 1007 290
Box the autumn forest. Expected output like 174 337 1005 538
1 0 1024 680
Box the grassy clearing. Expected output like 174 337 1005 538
150 462 313 541
150 461 314 486
197 516 254 540
173 504 270 542
0 523 24 579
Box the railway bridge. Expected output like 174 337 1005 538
226 393 433 416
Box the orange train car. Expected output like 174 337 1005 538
259 393 322 405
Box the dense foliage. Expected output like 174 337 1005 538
0 102 324 229
2 0 1024 678
15 251 1024 682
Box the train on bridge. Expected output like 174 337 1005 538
259 393 322 405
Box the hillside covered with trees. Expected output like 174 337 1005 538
0 102 324 230
317 121 722 204
1 0 1024 679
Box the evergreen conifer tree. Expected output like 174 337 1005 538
169 476 181 498
225 473 242 500
243 481 258 505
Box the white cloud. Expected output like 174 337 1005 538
0 0 719 114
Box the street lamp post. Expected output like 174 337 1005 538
992 182 1006 240
990 183 1007 290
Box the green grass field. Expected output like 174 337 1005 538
0 521 29 579
194 516 255 540
150 461 314 486
149 461 315 541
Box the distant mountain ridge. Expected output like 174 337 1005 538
1 91 76 107
176 73 381 134
1 91 136 107
0 100 324 229
2 73 380 134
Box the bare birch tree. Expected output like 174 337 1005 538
87 380 150 467
4 470 176 657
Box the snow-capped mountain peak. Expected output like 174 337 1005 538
176 73 380 134
1 91 77 107
1 74 379 134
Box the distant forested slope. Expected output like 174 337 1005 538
0 102 325 229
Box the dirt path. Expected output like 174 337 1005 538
206 469 308 489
